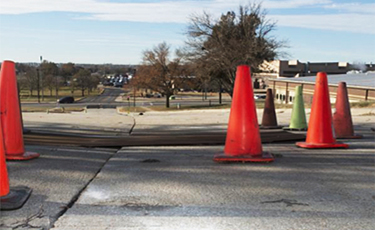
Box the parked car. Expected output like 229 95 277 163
113 82 123 88
254 94 266 100
57 96 74 104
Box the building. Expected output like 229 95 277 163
269 72 375 104
258 60 375 78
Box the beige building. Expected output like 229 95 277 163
258 60 375 78
269 73 375 104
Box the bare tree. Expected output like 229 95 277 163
88 73 101 95
134 42 190 108
73 69 91 96
185 2 287 96
17 65 38 96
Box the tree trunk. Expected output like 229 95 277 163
219 83 222 105
166 94 170 108
81 88 85 97
30 89 33 96
50 89 53 96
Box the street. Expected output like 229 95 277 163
21 87 233 109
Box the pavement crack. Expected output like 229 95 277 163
8 205 45 229
261 199 309 207
48 148 120 229
128 115 136 135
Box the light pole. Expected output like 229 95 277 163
40 56 44 101
37 68 40 103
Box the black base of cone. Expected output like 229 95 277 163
213 152 274 163
23 128 31 134
1 186 32 211
283 127 307 131
259 125 283 129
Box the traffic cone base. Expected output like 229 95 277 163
213 152 274 163
6 151 40 161
283 127 307 131
23 128 31 134
0 186 32 211
260 125 283 129
296 141 349 149
336 134 363 139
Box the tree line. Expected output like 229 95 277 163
15 62 134 100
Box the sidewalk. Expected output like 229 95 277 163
22 107 375 135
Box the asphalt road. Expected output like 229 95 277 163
21 87 232 108
77 87 125 103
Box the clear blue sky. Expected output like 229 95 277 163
0 0 374 64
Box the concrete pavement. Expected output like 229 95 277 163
0 146 117 230
1 108 374 229
22 107 375 135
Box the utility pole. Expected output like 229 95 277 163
40 56 44 101
37 68 40 103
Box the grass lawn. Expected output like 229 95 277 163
22 106 86 113
20 87 103 102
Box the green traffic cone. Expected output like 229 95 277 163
283 86 307 131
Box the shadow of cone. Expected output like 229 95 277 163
296 72 348 149
214 65 274 163
333 82 363 139
0 60 39 160
283 86 307 131
0 94 32 210
260 88 282 129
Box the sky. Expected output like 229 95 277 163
0 0 374 65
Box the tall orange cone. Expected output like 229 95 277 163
333 82 363 139
0 60 39 160
214 65 274 163
0 121 10 198
296 72 348 149
0 89 32 210
260 88 282 129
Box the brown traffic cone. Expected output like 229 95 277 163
296 72 348 149
333 82 362 139
0 60 39 160
214 65 274 163
260 88 282 129
0 92 32 210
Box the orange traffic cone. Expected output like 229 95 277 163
0 96 32 210
296 72 348 149
260 88 282 129
214 65 274 163
333 82 363 139
0 60 39 160
0 124 10 198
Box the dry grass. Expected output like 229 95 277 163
350 101 375 108
20 87 103 103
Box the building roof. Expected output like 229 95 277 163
271 73 375 89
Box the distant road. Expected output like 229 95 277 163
77 88 125 104
21 87 232 108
